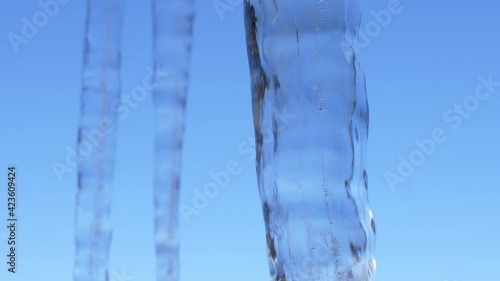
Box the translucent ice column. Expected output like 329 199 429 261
244 0 376 280
74 1 123 281
152 1 195 281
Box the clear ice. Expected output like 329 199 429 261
152 0 195 281
74 0 124 281
244 0 376 280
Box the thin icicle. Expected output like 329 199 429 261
152 1 195 281
74 1 124 281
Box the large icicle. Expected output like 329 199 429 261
244 0 376 280
152 1 195 281
74 1 124 281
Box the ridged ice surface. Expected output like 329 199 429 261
152 1 195 281
244 0 376 280
74 1 123 281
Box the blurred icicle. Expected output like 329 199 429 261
152 1 195 281
74 0 124 281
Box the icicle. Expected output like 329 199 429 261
152 1 195 281
74 1 124 281
244 0 376 280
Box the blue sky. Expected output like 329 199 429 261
0 0 499 281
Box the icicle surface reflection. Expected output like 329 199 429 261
152 1 195 281
244 0 376 280
74 1 123 281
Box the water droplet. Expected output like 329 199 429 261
369 258 377 275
